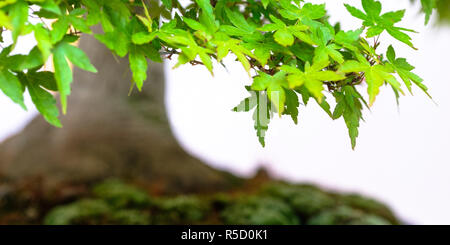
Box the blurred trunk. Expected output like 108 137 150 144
0 33 242 194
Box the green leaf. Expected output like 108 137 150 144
140 43 162 63
161 0 172 9
69 15 92 34
129 47 148 91
421 0 436 24
274 28 294 47
0 69 26 109
362 0 382 20
344 4 368 21
0 10 12 29
6 46 44 71
27 71 58 91
339 60 368 73
252 92 272 147
53 44 73 114
10 0 28 42
345 0 417 49
340 58 403 106
282 61 345 101
215 38 254 75
60 43 97 73
131 32 157 45
225 8 255 33
39 0 62 15
314 44 344 64
34 24 52 61
251 71 288 116
198 50 213 74
333 86 364 149
386 45 430 97
232 91 257 112
335 29 363 51
254 47 271 67
386 27 416 49
25 74 62 127
196 0 214 20
284 89 299 124
301 3 327 20
50 17 69 44
95 31 130 57
279 2 326 21
233 90 273 147
184 18 207 32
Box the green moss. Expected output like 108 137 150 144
42 179 400 225
110 209 151 225
221 196 300 225
307 206 391 225
92 179 152 208
44 199 110 225
44 180 153 225
153 196 209 224
338 194 399 224
262 183 336 218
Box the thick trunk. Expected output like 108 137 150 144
0 33 242 194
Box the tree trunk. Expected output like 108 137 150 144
0 32 242 194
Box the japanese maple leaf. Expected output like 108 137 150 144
344 0 417 49
386 45 430 97
281 60 345 101
251 71 289 116
339 54 404 106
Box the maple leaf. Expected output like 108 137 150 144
281 60 345 101
251 71 289 116
339 54 404 106
386 45 430 97
345 0 417 49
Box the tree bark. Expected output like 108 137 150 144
0 33 242 194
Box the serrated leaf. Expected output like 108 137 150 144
252 92 272 146
285 89 299 124
7 46 44 71
26 75 61 127
386 45 430 97
60 43 97 73
333 86 363 149
50 17 69 44
345 0 417 49
232 91 257 112
225 8 255 33
283 61 345 101
39 0 62 15
53 44 72 114
95 31 129 57
251 71 288 116
34 24 52 61
27 71 57 91
10 0 28 42
0 69 26 109
129 47 148 91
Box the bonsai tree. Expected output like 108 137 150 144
0 0 444 192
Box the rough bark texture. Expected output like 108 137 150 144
0 33 242 194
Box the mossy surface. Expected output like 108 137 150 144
221 196 300 225
38 179 400 225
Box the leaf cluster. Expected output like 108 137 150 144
0 0 436 148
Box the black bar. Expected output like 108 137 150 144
0 225 448 243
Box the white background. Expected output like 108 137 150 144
1 0 450 224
